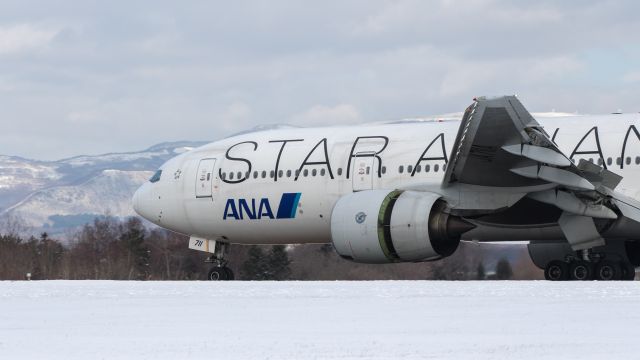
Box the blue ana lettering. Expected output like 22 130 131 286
224 193 301 220
258 198 274 219
224 198 275 220
223 199 239 220
238 199 256 219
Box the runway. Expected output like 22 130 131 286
1 281 639 359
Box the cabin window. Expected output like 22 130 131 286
269 171 274 178
626 157 632 165
434 164 440 172
407 165 413 174
443 164 447 171
253 171 258 179
261 171 267 179
229 172 234 180
149 170 162 183
399 165 404 174
415 165 421 173
303 169 309 177
278 170 284 178
286 170 292 178
607 157 613 166
636 157 640 165
425 164 430 172
312 169 317 177
381 166 387 174
320 169 326 176
597 158 603 165
295 169 300 177
237 171 243 179
616 157 622 165
337 168 343 176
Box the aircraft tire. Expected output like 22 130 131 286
620 262 636 281
594 260 620 281
544 260 569 281
569 260 593 281
224 267 235 281
207 267 229 281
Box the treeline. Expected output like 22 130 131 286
0 216 543 281
0 217 192 280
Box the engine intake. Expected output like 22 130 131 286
331 190 474 264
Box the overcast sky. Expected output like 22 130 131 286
1 1 639 160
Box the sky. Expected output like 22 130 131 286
1 0 639 160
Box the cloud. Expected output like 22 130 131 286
291 104 362 127
623 71 640 83
1 1 640 160
220 101 253 132
0 24 58 55
67 110 101 124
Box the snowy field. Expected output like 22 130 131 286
1 281 640 360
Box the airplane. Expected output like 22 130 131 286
133 96 640 281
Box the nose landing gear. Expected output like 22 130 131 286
206 265 234 281
205 241 234 281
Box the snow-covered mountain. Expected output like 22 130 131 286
8 170 152 232
0 141 208 236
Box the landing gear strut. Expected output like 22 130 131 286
205 241 234 281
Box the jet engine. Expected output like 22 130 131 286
330 190 475 264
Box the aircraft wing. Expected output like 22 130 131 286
443 96 594 190
440 96 637 250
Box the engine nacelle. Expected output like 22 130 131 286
331 190 473 264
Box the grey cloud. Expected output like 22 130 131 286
0 1 639 160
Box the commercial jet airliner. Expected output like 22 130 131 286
133 96 640 281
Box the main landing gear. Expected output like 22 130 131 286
544 251 636 281
205 241 234 281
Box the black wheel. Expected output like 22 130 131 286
569 260 593 281
594 260 620 281
620 262 636 281
545 260 569 281
223 267 235 281
207 266 229 281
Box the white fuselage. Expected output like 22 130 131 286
133 114 640 245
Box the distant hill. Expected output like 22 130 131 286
0 141 208 237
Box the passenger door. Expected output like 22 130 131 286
195 158 217 198
352 153 375 191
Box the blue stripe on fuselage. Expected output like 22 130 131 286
276 193 301 219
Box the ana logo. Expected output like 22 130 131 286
355 212 367 224
224 193 302 220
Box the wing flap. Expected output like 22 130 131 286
558 213 606 250
502 144 572 167
439 96 634 250
442 96 584 190
537 166 595 191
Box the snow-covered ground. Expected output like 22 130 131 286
1 281 639 359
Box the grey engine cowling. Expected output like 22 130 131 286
330 190 474 264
